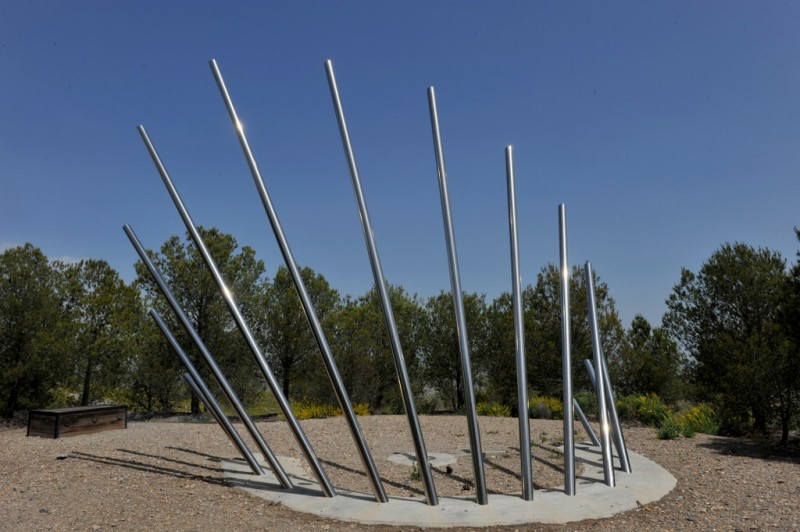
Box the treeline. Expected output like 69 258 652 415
2 228 799 443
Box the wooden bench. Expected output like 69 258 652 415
27 405 127 439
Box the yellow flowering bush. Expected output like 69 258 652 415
528 395 564 420
477 402 512 417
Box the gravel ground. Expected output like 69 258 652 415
1 415 799 531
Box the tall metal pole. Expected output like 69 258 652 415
151 309 264 476
585 261 615 487
427 86 488 505
123 225 290 488
181 371 263 474
207 60 388 504
558 204 576 495
584 358 631 473
322 59 435 505
132 129 339 497
506 146 533 501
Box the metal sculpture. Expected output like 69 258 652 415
134 129 338 498
506 145 533 501
180 371 263 474
208 59 387 503
584 359 632 473
124 59 643 510
324 59 436 506
558 204 576 495
585 261 615 487
573 398 601 447
427 86 488 505
123 225 290 487
150 309 264 476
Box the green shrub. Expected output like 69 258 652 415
574 391 596 414
673 404 719 435
657 417 680 440
47 388 79 408
477 402 512 417
616 393 672 427
528 396 564 420
416 397 438 415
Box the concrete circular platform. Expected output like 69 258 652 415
223 442 676 527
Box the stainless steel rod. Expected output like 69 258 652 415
322 59 434 505
599 350 631 473
584 358 631 473
558 204 576 495
181 371 262 473
207 59 386 504
573 398 601 447
123 225 289 487
427 86 487 505
130 131 337 496
585 261 615 487
506 146 533 501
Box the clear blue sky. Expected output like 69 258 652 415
2 1 799 327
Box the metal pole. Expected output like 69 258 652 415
321 59 434 505
134 129 337 498
573 398 601 447
600 351 631 473
207 59 388 505
123 225 290 487
125 226 336 497
427 86 488 505
181 371 261 472
585 261 615 487
506 146 533 501
558 204 576 495
584 358 631 473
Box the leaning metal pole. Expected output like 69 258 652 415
208 60 387 504
323 59 435 505
134 129 337 498
123 225 289 487
584 358 631 473
427 86 488 505
585 261 615 487
558 204 576 495
151 309 264 476
181 371 263 474
573 398 601 447
506 146 533 501
599 351 632 473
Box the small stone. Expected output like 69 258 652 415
56 454 69 460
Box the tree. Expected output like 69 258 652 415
523 264 625 398
777 228 800 444
664 242 790 435
617 315 684 401
57 259 142 406
134 228 266 412
421 291 488 411
482 292 517 407
326 285 427 412
256 265 340 400
0 244 64 416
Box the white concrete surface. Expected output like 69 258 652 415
223 442 677 527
